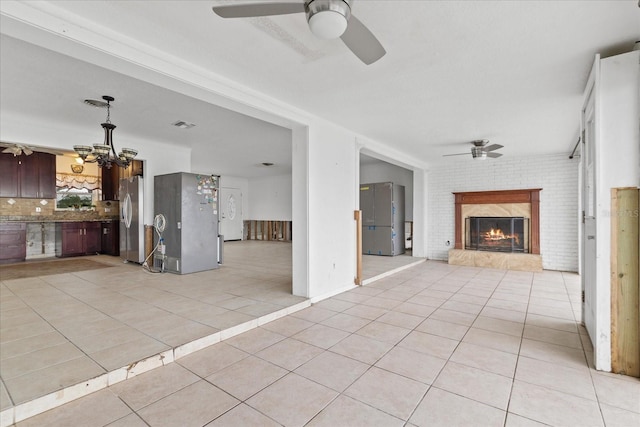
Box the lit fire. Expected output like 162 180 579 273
484 228 520 245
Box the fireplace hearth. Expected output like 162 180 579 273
465 217 529 253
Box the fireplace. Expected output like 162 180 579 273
465 217 529 253
449 189 543 271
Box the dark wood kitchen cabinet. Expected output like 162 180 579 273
55 222 102 257
0 152 56 198
0 222 27 263
101 165 120 201
0 153 19 197
101 220 120 256
122 160 143 179
101 160 143 200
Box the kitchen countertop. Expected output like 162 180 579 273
0 215 119 223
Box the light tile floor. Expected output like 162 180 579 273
0 241 421 424
9 260 640 426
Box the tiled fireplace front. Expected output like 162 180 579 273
449 189 543 271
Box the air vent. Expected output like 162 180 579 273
172 121 196 129
84 99 110 108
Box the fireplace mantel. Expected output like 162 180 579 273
453 189 541 254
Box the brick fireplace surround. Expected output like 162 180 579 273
449 189 543 271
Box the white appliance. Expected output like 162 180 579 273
119 176 144 263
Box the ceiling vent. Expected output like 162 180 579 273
172 121 196 129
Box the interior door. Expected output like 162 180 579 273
582 87 597 343
220 187 243 241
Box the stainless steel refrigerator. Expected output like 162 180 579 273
154 172 221 274
360 182 405 256
119 176 145 263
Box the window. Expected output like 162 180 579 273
55 173 101 210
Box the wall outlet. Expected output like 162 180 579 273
104 207 111 213
35 207 41 213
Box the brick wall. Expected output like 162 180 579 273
427 154 580 271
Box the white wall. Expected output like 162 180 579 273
306 120 359 298
427 153 580 271
591 51 640 371
360 161 414 221
247 174 292 220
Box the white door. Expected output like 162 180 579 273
582 87 597 342
220 187 243 241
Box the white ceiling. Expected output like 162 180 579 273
1 1 638 175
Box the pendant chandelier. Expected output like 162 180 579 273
74 95 137 169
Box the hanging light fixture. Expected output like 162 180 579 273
306 0 351 40
74 95 137 169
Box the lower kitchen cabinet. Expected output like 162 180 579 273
55 222 102 257
101 221 120 256
0 223 26 263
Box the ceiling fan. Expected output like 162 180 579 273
1 142 63 157
1 142 33 156
211 0 386 65
443 140 504 160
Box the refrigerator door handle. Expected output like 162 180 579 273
124 193 133 229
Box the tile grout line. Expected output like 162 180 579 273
1 299 312 426
502 268 534 426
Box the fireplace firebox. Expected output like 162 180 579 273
465 217 529 253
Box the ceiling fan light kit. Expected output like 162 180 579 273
471 147 488 160
306 0 350 39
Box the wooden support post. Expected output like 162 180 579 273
611 187 640 377
354 210 362 286
144 225 153 265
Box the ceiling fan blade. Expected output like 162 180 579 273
212 2 304 18
487 152 503 158
443 153 469 157
484 144 503 152
340 15 386 65
22 147 33 156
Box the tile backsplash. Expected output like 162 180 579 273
0 198 119 220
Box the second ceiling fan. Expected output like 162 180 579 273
444 140 504 160
212 0 386 65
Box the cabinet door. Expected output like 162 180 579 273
101 165 120 200
16 153 55 198
84 222 102 254
0 223 26 262
0 153 19 197
37 153 56 199
120 160 143 179
61 226 84 256
18 154 39 198
101 221 119 256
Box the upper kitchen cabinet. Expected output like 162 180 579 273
101 164 120 201
0 153 19 197
0 152 56 198
101 160 143 200
122 159 143 179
